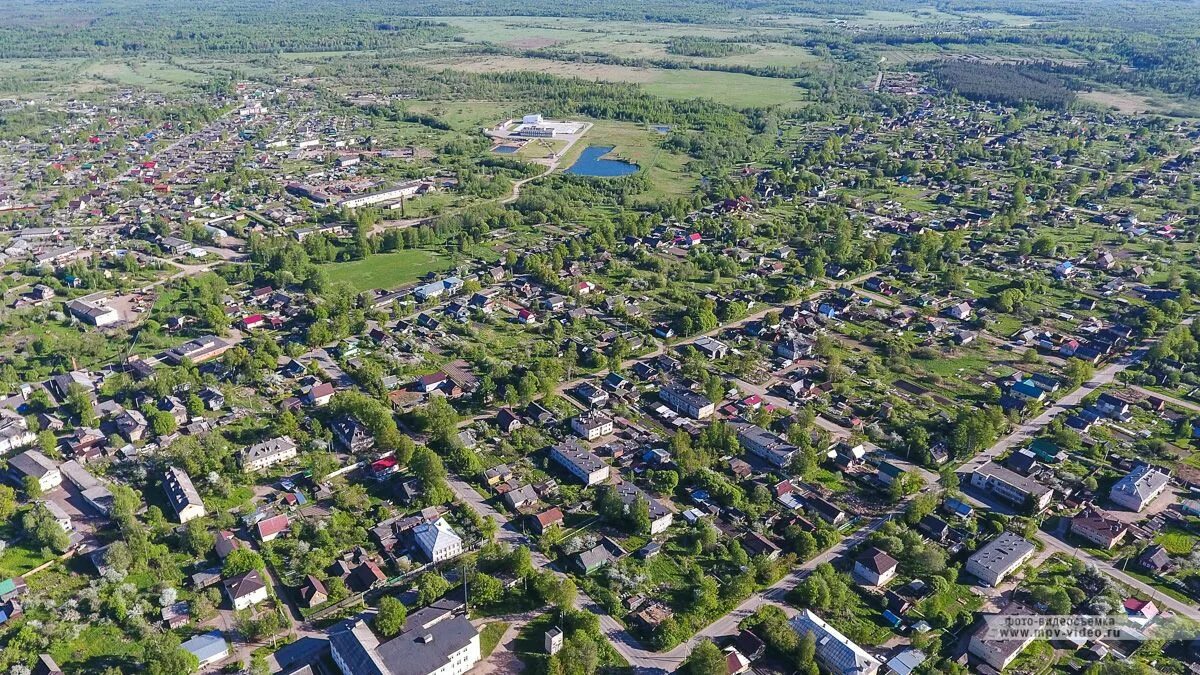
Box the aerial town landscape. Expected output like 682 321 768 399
3 0 1200 674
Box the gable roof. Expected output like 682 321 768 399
223 570 266 600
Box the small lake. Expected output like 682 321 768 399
492 145 520 154
651 124 671 134
565 145 638 177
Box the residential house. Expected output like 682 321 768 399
0 411 36 454
571 411 614 441
853 548 899 587
740 532 782 560
692 336 729 360
503 484 540 511
414 517 464 563
256 514 290 542
1070 508 1128 549
304 382 335 407
328 607 480 675
1137 544 1172 572
613 481 673 535
495 408 522 433
300 575 328 607
224 570 269 610
967 602 1036 670
530 507 564 535
659 383 715 419
732 421 798 468
181 632 230 670
7 450 62 492
970 461 1053 511
333 417 374 453
214 531 240 559
241 436 298 472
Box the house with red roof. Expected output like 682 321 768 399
1124 597 1159 621
530 507 564 535
240 315 266 330
256 514 290 542
369 456 400 480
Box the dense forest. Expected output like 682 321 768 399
931 61 1076 109
665 37 755 57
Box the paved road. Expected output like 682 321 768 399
629 512 898 672
1035 528 1200 622
372 123 591 235
958 348 1147 474
1128 384 1200 414
959 488 1200 623
450 464 924 672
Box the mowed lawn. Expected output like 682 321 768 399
321 249 453 292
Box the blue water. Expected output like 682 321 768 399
493 145 519 154
565 145 638 177
652 125 671 134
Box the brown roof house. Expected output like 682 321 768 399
852 548 899 587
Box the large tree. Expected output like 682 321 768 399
682 640 725 675
375 596 408 637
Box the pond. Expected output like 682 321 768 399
492 145 520 154
652 124 671 134
564 145 638 177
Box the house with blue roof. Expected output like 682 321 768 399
943 497 974 519
1010 379 1045 402
181 631 230 669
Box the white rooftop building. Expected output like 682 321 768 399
414 517 464 563
1109 464 1170 512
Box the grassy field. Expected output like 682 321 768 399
321 248 454 292
0 539 55 579
555 119 695 198
479 621 510 658
82 60 208 92
416 55 806 108
517 138 567 159
404 100 524 131
1155 528 1197 556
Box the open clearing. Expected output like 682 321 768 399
416 55 806 107
321 248 453 292
556 120 695 199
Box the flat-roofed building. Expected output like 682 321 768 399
965 532 1035 587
